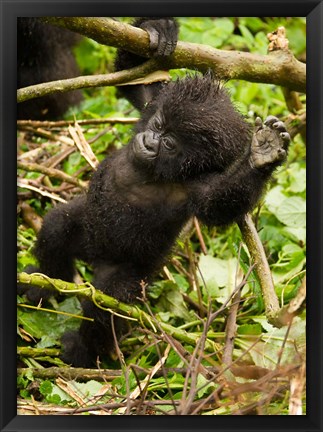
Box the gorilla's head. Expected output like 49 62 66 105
130 73 252 181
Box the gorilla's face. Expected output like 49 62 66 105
131 110 186 181
129 74 252 182
132 111 180 162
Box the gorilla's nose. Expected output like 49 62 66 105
142 130 159 152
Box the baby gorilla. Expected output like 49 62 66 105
21 74 290 367
19 18 290 367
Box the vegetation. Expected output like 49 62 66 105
17 17 306 415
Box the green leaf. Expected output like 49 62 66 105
276 197 306 227
155 281 191 321
63 152 82 175
18 297 82 346
179 18 234 48
289 167 306 193
198 255 238 301
259 224 289 253
39 380 53 396
49 385 72 404
239 318 305 369
238 24 255 48
69 380 104 402
202 19 234 47
239 17 265 33
272 243 305 284
237 323 262 335
173 273 190 292
196 374 216 398
264 186 286 213
283 227 306 244
251 317 275 332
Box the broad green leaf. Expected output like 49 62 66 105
198 255 238 300
289 167 306 193
238 318 305 369
18 297 82 346
155 281 191 321
265 186 286 213
283 227 306 244
276 197 306 228
39 380 53 396
202 19 234 47
69 380 104 402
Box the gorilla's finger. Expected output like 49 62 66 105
146 28 159 51
264 115 279 126
280 132 290 142
254 117 263 132
156 35 168 56
273 121 286 131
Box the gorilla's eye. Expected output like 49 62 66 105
153 117 163 131
162 137 176 151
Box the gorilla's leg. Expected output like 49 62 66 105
61 300 118 367
60 262 146 366
18 196 86 303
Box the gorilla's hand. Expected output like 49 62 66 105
249 115 290 169
140 18 178 56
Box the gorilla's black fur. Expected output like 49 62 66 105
18 18 82 119
115 17 179 111
19 18 290 367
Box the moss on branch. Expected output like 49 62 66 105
17 272 217 353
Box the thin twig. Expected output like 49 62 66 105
17 179 67 203
18 161 87 190
17 117 139 129
68 124 99 169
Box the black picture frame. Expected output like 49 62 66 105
1 1 322 431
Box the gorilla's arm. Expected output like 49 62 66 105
189 116 290 226
115 17 179 111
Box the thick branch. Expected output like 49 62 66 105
39 17 305 93
17 366 121 381
17 272 217 353
238 214 305 328
238 214 281 326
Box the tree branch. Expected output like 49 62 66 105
238 214 281 325
42 18 305 92
17 272 217 353
18 161 87 190
16 17 305 104
238 214 305 328
17 60 161 103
